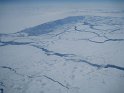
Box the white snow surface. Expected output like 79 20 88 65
0 8 124 93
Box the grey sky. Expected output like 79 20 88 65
0 0 124 3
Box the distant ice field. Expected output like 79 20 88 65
0 2 124 34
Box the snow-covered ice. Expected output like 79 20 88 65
0 6 124 93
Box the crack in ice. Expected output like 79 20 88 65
32 45 75 57
43 75 69 89
77 38 124 43
67 59 124 71
0 66 33 78
0 82 5 87
0 41 32 46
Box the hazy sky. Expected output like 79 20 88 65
0 0 124 3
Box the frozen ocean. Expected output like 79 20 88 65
0 1 124 93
